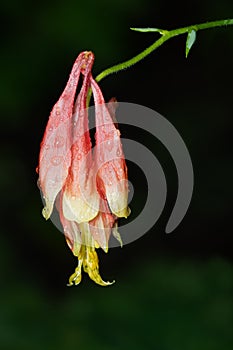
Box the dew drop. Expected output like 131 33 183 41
51 156 62 166
54 135 65 148
98 152 103 162
48 126 53 132
71 195 76 200
116 148 122 157
77 153 82 160
106 140 113 151
69 80 75 88
73 69 79 77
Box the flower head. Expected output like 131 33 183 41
37 52 130 286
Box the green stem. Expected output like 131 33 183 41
95 19 233 83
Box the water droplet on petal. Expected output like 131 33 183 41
106 140 113 151
51 156 63 166
116 147 122 157
98 153 104 163
73 69 79 77
54 135 65 148
71 195 76 200
69 80 75 88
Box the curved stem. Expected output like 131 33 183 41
95 19 233 83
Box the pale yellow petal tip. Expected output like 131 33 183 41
42 198 55 220
103 246 109 253
101 279 115 286
94 241 108 253
112 226 123 248
42 205 52 220
90 275 115 287
94 241 100 249
114 206 131 219
67 263 82 286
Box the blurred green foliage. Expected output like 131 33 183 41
0 256 233 350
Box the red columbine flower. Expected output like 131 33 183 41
37 51 130 286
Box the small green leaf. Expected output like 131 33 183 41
185 30 196 58
130 27 168 35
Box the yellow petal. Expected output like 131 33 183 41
83 246 114 286
67 258 83 286
67 244 114 287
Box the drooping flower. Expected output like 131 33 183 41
37 51 130 286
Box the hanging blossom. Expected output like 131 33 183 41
37 52 130 286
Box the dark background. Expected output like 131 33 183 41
1 1 233 349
